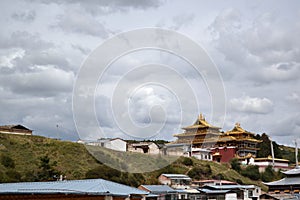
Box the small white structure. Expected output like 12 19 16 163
127 142 160 154
82 138 127 152
158 174 191 189
191 148 213 161
253 156 290 172
162 143 190 157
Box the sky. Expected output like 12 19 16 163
0 0 299 146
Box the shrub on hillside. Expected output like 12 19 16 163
230 158 241 173
1 155 15 168
241 165 260 180
182 157 193 166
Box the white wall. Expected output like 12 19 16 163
105 139 127 152
225 193 237 200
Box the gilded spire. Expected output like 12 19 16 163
199 113 204 121
235 122 241 128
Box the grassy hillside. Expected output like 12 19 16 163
0 133 100 182
0 133 268 190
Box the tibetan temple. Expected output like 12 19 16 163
265 167 300 194
172 114 262 162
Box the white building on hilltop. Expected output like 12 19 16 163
78 138 127 152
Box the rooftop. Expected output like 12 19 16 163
0 179 148 196
139 185 175 193
199 188 232 194
264 177 300 186
161 174 191 180
282 167 300 175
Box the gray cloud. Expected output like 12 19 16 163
11 10 36 22
54 9 109 37
0 66 74 97
0 0 299 146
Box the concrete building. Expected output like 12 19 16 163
138 185 177 200
252 156 290 172
202 185 261 200
127 142 160 154
158 174 191 190
83 138 127 152
198 188 237 200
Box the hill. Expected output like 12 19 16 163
0 133 282 190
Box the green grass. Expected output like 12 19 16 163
0 133 100 181
0 133 268 191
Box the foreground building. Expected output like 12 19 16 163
138 185 176 200
202 184 261 200
158 174 191 189
265 167 300 194
0 178 148 200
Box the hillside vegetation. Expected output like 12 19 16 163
0 133 292 191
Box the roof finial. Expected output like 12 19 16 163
235 122 241 127
199 113 204 121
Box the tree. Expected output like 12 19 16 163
241 165 260 180
261 165 275 182
37 155 60 181
230 158 241 173
256 133 282 158
182 157 193 166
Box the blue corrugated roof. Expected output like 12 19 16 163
0 179 148 196
283 167 300 175
199 188 231 194
161 174 191 179
140 185 175 193
264 177 300 186
204 185 256 190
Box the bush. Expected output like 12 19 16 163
230 158 241 173
241 165 260 180
182 157 193 166
261 165 276 182
5 169 21 182
1 155 15 168
188 164 212 180
85 165 121 180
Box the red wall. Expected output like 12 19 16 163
212 147 236 163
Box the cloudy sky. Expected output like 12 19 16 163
0 0 299 146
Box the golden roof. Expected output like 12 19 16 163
236 153 254 159
173 132 221 137
225 122 255 135
182 114 221 130
255 156 289 162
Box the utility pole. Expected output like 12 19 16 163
295 139 298 168
270 137 275 167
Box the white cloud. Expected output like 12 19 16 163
0 48 25 68
230 95 274 114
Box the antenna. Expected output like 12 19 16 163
56 124 60 140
